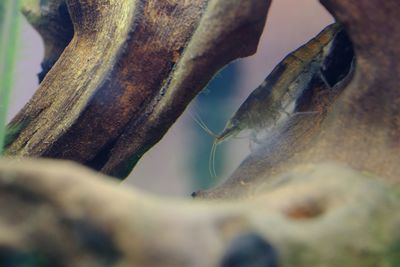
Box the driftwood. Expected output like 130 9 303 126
0 159 399 267
0 0 399 266
7 0 269 178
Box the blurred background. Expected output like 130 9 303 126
10 0 333 197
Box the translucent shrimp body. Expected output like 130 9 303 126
216 23 342 144
194 23 344 178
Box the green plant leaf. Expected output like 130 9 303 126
0 0 21 155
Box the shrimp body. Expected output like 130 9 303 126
217 23 342 143
206 23 345 178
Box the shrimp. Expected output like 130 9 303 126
195 23 347 178
216 23 343 145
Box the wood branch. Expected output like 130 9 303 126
7 0 269 178
21 0 73 81
0 159 399 267
197 0 400 199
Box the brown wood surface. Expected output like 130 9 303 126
7 0 269 179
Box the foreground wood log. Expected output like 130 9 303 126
7 0 269 179
0 159 399 267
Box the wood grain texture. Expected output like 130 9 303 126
7 0 270 179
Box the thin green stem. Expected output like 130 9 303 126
0 0 21 155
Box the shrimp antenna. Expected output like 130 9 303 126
209 139 219 178
212 140 218 178
190 112 217 138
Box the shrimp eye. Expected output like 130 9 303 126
230 118 240 128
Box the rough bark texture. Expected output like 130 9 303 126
0 0 399 266
6 0 269 179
